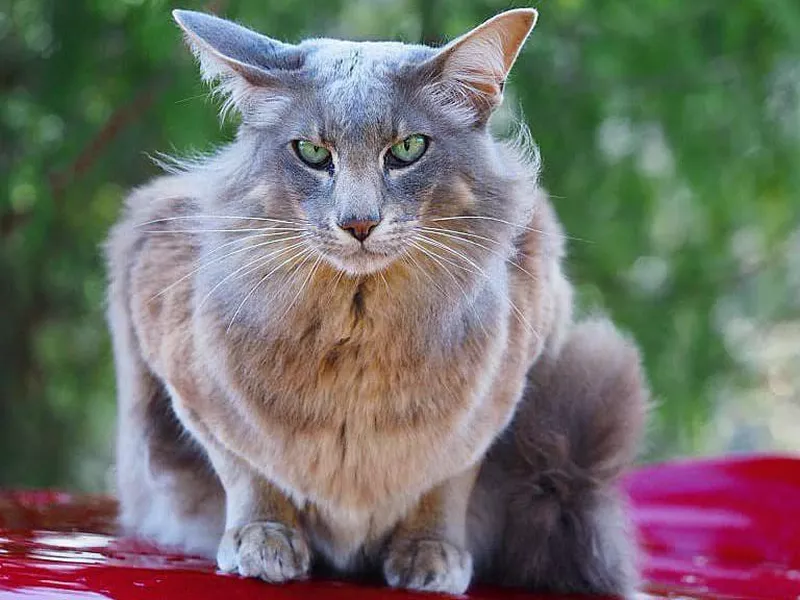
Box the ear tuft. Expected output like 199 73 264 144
171 9 302 124
422 8 538 125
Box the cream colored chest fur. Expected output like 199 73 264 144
189 272 511 509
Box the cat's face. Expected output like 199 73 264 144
246 40 505 275
174 9 538 276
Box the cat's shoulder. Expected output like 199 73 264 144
120 173 202 221
105 172 201 274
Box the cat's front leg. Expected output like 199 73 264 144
383 466 477 595
209 448 311 583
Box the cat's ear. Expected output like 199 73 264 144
172 10 303 122
420 8 537 125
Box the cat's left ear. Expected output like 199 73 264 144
172 10 303 123
420 9 538 125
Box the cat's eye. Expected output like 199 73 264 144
387 134 428 168
294 140 332 169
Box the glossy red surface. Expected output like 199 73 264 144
1 455 799 600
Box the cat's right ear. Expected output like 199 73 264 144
172 10 303 123
416 9 537 127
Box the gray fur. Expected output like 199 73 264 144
107 9 647 597
469 318 649 597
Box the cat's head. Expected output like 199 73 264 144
174 8 538 276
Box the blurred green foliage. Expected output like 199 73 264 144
1 0 799 491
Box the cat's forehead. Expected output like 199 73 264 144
300 39 433 77
296 39 435 139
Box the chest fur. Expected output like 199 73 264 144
195 277 507 510
220 277 500 430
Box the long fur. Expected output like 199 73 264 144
106 8 647 596
469 318 649 597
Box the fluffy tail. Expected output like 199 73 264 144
470 317 649 597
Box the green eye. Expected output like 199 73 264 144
388 134 428 167
294 140 332 168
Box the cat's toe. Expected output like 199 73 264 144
217 521 310 583
383 538 473 595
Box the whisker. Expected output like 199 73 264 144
429 215 549 236
408 239 489 338
410 239 474 293
429 215 589 243
202 231 292 256
505 299 540 341
402 247 448 299
420 225 539 261
142 227 306 234
419 226 501 247
332 266 347 289
415 235 540 342
378 270 390 294
416 235 487 278
150 234 305 301
166 231 291 271
278 251 323 321
175 92 212 104
136 215 303 227
411 239 477 283
226 247 314 333
196 239 309 312
419 227 539 282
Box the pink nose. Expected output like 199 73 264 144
338 217 380 242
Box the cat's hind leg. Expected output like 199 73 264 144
114 366 225 556
109 280 224 557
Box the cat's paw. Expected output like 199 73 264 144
216 521 311 583
383 538 473 595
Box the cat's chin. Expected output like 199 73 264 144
326 251 397 277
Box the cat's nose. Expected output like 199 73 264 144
338 216 380 242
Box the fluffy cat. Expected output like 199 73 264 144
105 7 648 596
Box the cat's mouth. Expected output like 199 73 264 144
327 245 398 276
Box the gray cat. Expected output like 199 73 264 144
105 7 648 597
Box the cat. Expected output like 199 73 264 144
105 7 648 597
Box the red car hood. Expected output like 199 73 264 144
1 455 799 600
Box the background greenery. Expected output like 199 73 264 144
2 0 799 491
